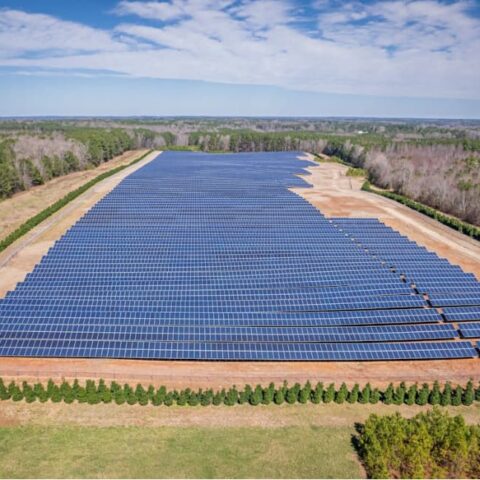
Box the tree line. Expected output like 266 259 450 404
1 378 479 408
1 123 478 226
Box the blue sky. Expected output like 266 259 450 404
0 0 479 118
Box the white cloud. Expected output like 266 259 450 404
0 9 126 57
0 1 479 100
115 0 187 21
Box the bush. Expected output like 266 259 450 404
357 409 480 479
346 167 366 177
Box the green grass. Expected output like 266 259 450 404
0 425 362 478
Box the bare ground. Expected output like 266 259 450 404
0 152 479 387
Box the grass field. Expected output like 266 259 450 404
2 401 480 478
0 424 362 478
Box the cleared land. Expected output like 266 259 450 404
1 401 480 479
0 152 479 386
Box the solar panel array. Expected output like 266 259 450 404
0 151 478 361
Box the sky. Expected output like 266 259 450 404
0 0 479 118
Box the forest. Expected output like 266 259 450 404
0 118 479 225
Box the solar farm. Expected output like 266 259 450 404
0 151 479 362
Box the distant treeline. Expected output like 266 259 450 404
1 121 479 226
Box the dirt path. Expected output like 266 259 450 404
292 155 480 279
1 357 480 390
0 150 161 298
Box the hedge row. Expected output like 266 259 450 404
1 378 479 407
362 180 480 240
0 150 153 254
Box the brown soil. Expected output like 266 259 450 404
1 357 480 389
0 151 479 388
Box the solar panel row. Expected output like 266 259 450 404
0 151 478 361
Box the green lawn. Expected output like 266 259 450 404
0 425 362 478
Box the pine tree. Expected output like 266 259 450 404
34 383 48 403
299 381 312 404
225 387 239 406
429 381 441 405
101 389 113 404
22 382 36 403
188 392 200 406
0 378 10 400
126 391 138 405
146 385 155 402
463 380 474 406
11 384 23 402
135 384 149 406
46 379 55 400
311 382 323 404
406 384 417 405
323 384 335 403
237 389 249 405
452 385 462 406
393 382 406 405
114 389 126 405
262 383 275 405
475 382 480 402
201 390 213 406
86 380 100 404
441 382 452 406
383 384 394 405
370 388 381 404
286 385 299 405
176 390 188 406
359 384 371 404
416 384 429 406
152 386 166 406
274 388 285 405
348 384 360 404
335 383 348 404
212 390 225 406
164 393 174 406
51 386 63 403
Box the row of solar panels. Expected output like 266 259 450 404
0 151 479 361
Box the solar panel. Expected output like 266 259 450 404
0 150 479 362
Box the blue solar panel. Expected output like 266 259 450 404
459 323 480 338
0 151 478 361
